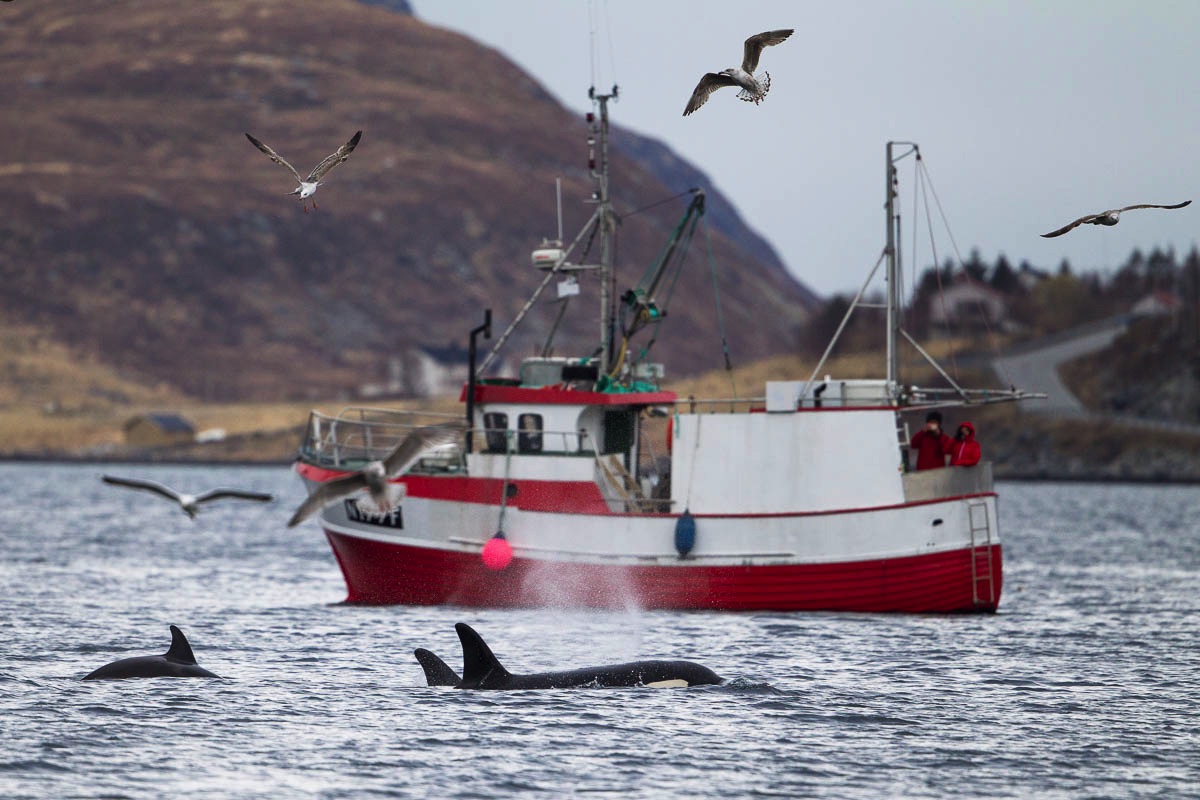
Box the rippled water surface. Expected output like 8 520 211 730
1 463 1198 798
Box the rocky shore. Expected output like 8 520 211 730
9 413 1200 485
981 412 1200 483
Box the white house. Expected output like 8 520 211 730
1131 290 1182 317
927 279 1008 330
359 346 513 399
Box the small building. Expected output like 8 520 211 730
928 279 1009 330
1132 290 1182 317
123 413 195 447
359 346 514 399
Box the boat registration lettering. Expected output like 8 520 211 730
344 500 404 529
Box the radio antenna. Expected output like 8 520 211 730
556 177 563 243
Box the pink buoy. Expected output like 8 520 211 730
481 533 513 570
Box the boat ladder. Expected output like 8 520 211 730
596 454 648 512
967 500 995 607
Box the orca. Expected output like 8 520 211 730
414 647 463 687
82 625 220 680
414 623 723 690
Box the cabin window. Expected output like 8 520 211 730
517 414 543 453
483 412 508 453
602 410 635 454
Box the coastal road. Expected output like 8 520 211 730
992 316 1131 416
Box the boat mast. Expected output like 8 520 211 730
885 142 898 394
886 141 918 401
590 85 618 376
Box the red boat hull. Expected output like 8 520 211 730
324 529 1002 613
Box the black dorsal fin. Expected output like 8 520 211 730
165 625 198 664
456 622 511 688
414 648 462 687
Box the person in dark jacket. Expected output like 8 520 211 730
910 411 952 470
948 421 981 467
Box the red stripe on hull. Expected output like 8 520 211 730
294 463 611 514
323 531 1003 613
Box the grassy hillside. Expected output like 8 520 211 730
0 0 814 403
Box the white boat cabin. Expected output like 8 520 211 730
464 362 992 516
465 358 672 501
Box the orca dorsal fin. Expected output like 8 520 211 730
455 622 512 688
165 625 198 664
414 648 463 687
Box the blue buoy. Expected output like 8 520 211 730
674 510 696 558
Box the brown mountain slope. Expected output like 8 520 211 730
0 0 816 402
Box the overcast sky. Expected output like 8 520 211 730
415 1 1199 298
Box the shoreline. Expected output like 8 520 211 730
4 452 1199 486
0 452 294 468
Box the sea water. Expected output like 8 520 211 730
0 463 1197 798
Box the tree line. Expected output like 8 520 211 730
799 245 1200 354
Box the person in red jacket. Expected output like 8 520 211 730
910 411 952 470
948 421 981 467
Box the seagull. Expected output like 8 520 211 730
244 130 362 212
683 29 794 116
1040 201 1191 238
101 475 274 519
287 421 467 527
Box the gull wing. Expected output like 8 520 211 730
1040 200 1191 237
305 130 362 183
101 474 183 504
1040 213 1101 238
194 489 275 506
382 421 467 477
742 28 794 73
287 472 369 527
245 133 303 183
683 72 739 116
1117 200 1191 213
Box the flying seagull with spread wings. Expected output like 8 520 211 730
1040 200 1191 238
683 29 794 116
244 130 362 211
101 475 274 519
287 421 467 527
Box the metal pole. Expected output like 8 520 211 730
885 141 898 393
465 308 492 454
884 141 918 400
595 90 615 375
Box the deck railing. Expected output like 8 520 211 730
299 407 467 470
297 406 673 511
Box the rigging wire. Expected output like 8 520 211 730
623 188 701 219
918 158 960 379
917 157 1014 387
585 0 619 94
703 215 737 398
609 192 710 380
540 296 572 357
602 0 619 90
629 201 701 366
607 208 620 370
478 205 602 375
613 188 697 375
609 193 710 381
587 0 598 91
801 249 889 400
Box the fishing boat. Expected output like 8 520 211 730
292 89 1039 612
